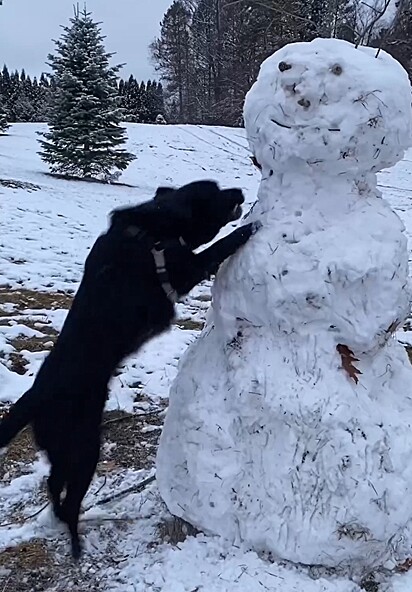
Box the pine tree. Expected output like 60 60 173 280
0 94 9 133
122 74 142 122
0 111 9 133
36 74 53 121
1 65 11 105
154 82 165 119
146 81 159 122
38 7 135 180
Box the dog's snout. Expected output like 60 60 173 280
223 188 244 203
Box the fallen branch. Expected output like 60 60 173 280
102 409 164 428
0 501 49 528
0 476 156 528
86 474 156 510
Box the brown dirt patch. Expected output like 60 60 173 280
7 353 29 375
0 424 37 481
3 332 57 377
0 540 55 592
0 288 65 377
100 408 166 473
0 288 73 311
157 516 199 546
9 335 57 354
0 405 167 482
175 318 204 331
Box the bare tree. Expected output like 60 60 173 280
352 0 393 45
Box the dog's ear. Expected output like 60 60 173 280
109 205 138 228
154 186 176 200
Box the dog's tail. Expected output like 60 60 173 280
0 388 38 448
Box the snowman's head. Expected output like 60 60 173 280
244 38 412 175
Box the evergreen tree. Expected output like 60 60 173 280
154 82 165 118
13 71 35 121
122 74 142 121
0 98 9 133
1 65 11 105
38 7 135 180
0 71 9 132
146 81 158 122
36 73 53 121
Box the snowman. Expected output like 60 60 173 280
157 38 412 571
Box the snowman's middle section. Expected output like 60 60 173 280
214 171 409 353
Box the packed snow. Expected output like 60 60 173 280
158 38 412 576
1 112 412 589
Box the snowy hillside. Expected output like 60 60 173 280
1 123 412 591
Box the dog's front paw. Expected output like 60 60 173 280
231 221 259 245
250 220 263 234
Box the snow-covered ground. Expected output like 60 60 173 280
1 123 412 590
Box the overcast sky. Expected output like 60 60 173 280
0 0 172 80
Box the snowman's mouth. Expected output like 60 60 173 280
272 118 292 130
271 118 340 132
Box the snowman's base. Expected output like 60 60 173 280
157 325 412 571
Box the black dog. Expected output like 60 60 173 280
0 180 256 558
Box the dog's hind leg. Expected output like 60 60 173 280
59 432 100 560
47 463 66 519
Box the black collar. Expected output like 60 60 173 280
125 225 186 303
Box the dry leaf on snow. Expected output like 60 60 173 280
336 344 362 384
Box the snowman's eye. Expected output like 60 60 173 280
331 64 343 75
278 61 292 72
298 98 311 109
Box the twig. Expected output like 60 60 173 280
102 415 135 428
93 475 107 497
86 474 156 510
80 516 132 523
0 501 49 528
354 0 392 47
102 409 164 428
375 0 405 56
225 0 317 27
